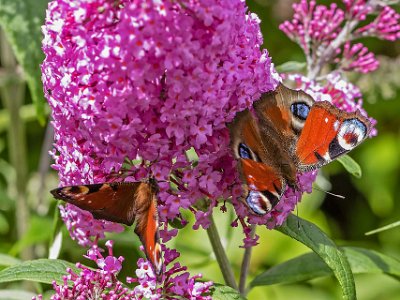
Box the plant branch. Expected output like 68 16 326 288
239 224 256 295
308 19 359 79
206 215 238 290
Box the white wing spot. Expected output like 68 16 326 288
325 117 329 123
334 120 340 131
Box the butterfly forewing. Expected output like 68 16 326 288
51 182 142 225
296 101 372 171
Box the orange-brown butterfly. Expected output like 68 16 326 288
51 178 163 279
228 83 372 215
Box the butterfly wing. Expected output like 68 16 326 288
229 84 314 214
51 182 163 278
229 109 286 215
295 101 372 171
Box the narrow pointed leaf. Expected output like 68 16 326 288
0 290 37 300
250 247 400 287
0 259 80 285
275 61 307 73
211 284 247 300
365 220 400 235
274 214 356 300
0 254 21 267
337 155 362 178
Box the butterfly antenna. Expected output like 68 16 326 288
313 186 345 199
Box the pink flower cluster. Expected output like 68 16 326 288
34 241 212 300
340 42 379 73
43 241 133 300
42 0 277 247
59 204 124 247
279 0 400 75
355 5 400 41
280 1 345 51
130 246 212 299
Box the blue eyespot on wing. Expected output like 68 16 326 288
291 102 310 121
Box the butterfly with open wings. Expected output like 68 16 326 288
51 83 371 278
228 83 371 215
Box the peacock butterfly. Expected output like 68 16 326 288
228 83 372 215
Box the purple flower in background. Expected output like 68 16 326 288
340 42 379 73
58 204 123 247
355 5 400 40
279 0 399 78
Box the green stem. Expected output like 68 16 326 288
206 215 238 290
239 225 256 295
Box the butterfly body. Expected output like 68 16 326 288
51 180 162 279
229 83 371 215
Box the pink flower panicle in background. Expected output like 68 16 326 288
279 0 400 76
355 6 400 41
339 42 379 73
58 204 124 247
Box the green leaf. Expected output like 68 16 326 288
274 214 356 300
275 61 307 73
0 258 80 285
365 220 400 235
211 284 247 300
0 254 21 267
337 155 362 178
0 290 37 300
250 252 328 286
0 0 49 123
250 247 400 287
344 247 400 279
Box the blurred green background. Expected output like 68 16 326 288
0 0 399 299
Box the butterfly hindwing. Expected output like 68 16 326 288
229 109 286 214
134 191 162 277
51 181 163 278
